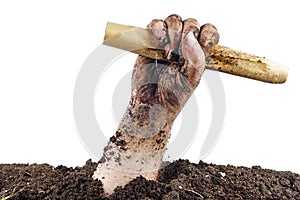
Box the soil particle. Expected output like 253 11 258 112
1 159 300 199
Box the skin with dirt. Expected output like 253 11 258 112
93 14 219 195
1 159 300 199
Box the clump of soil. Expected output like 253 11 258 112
1 159 300 199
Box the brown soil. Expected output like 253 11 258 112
1 159 300 200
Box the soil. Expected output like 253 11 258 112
1 159 300 200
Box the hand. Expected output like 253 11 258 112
94 14 219 196
130 14 219 123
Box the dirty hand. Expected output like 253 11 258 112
94 15 219 196
130 14 219 123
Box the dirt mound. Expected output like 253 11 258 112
1 159 300 199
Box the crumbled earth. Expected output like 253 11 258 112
1 159 300 199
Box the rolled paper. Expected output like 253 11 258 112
104 22 288 84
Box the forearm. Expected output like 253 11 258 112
94 103 172 196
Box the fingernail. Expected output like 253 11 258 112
185 32 194 40
183 32 197 48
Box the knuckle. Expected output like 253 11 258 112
182 18 200 37
147 19 168 46
199 23 219 54
164 14 183 31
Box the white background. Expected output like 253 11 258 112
1 0 299 173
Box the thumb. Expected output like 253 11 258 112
180 32 206 88
181 32 206 70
